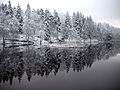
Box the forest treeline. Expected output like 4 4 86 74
0 0 120 45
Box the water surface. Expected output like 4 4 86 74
0 43 120 90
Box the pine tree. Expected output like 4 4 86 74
61 23 68 41
0 3 19 44
16 3 23 33
7 1 19 40
73 12 85 40
25 3 31 19
0 4 8 45
73 12 80 34
96 23 104 41
8 0 13 17
39 9 45 44
83 16 95 43
64 12 72 41
24 3 31 42
72 12 76 28
39 9 44 21
53 10 61 40
44 9 53 42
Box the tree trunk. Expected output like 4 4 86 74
3 34 5 46
90 38 91 45
12 33 15 45
57 30 59 41
40 36 42 45
40 40 42 45
84 39 85 45
28 33 29 43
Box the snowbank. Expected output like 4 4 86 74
49 43 84 48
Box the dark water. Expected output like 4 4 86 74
0 43 120 90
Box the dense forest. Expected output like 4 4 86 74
0 0 120 46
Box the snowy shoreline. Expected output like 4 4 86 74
0 37 114 49
0 39 98 48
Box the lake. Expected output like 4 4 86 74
0 43 120 90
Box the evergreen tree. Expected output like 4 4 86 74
53 10 61 40
64 12 72 40
73 12 80 36
83 16 95 43
72 12 76 28
73 12 85 40
61 23 67 41
16 3 23 33
25 3 31 19
44 9 53 42
7 1 19 40
0 3 19 44
0 4 9 45
24 3 31 42
39 9 45 44
8 0 13 17
39 8 44 21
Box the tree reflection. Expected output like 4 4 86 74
0 42 120 85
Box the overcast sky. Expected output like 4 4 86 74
0 0 120 28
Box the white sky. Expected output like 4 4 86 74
0 0 120 28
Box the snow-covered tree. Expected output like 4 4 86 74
8 0 13 17
7 1 19 40
61 23 67 41
24 3 33 42
25 3 31 19
16 3 23 33
44 9 53 42
73 12 85 41
96 23 104 41
63 12 72 41
83 16 96 43
72 12 76 27
0 2 19 45
0 4 9 45
53 10 61 40
73 12 80 38
8 17 19 40
38 9 45 44
1 0 120 45
39 9 45 21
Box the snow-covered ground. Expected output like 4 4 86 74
41 39 99 48
49 43 84 48
0 34 99 49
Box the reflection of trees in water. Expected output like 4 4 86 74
0 42 120 85
0 47 24 85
